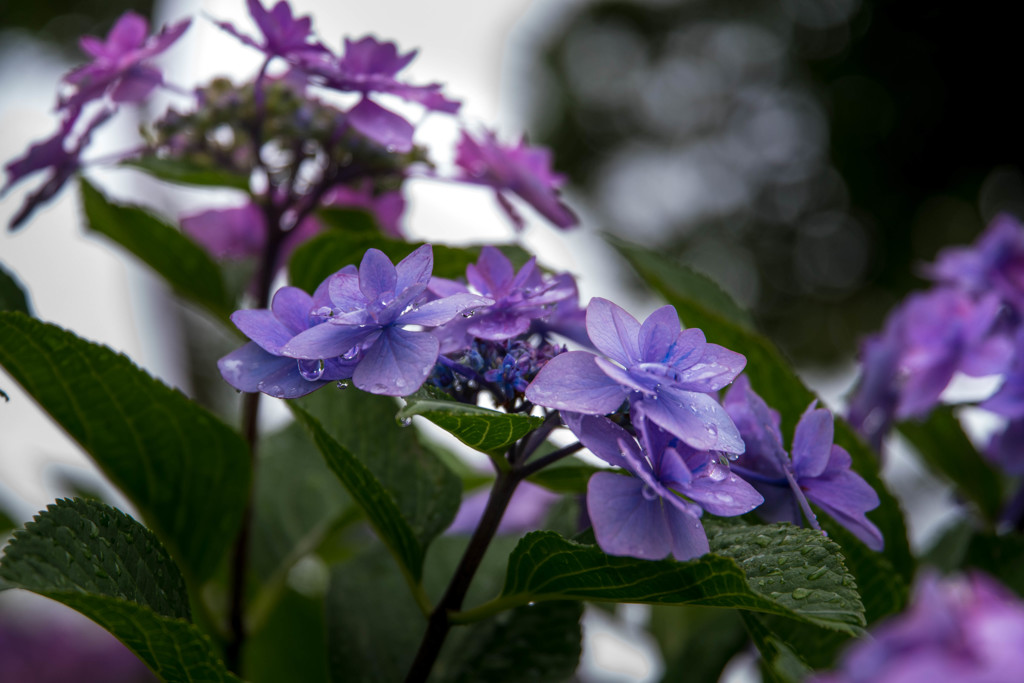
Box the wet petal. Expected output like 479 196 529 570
525 351 628 414
586 297 642 367
638 305 682 363
791 405 834 480
395 244 433 293
353 327 439 395
282 321 379 359
636 388 745 455
231 309 293 354
587 472 671 560
358 248 398 303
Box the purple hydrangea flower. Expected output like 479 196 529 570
926 213 1024 315
281 245 492 395
298 36 460 152
448 481 561 535
565 412 762 561
219 284 357 398
725 376 883 550
2 107 113 231
526 298 746 455
215 0 329 61
455 130 578 231
61 11 191 112
812 572 1024 683
429 246 576 350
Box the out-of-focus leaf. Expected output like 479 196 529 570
297 388 461 563
0 312 250 582
80 179 233 320
899 407 1003 524
741 612 813 683
610 234 915 584
0 498 238 682
649 606 747 683
124 157 250 190
245 586 329 683
964 532 1024 597
0 263 31 315
397 398 542 457
494 521 865 634
525 457 600 494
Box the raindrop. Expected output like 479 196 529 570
791 587 811 600
336 381 350 390
343 346 359 360
462 311 476 318
527 601 536 607
754 534 772 547
640 485 658 501
705 424 719 438
395 378 406 388
398 417 413 428
298 359 325 381
807 566 829 581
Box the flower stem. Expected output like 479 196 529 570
404 467 521 682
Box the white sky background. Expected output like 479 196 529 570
0 1 672 680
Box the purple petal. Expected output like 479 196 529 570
594 356 656 394
468 312 532 341
399 293 493 327
681 458 764 517
358 248 398 302
525 351 628 414
353 327 439 395
428 276 468 298
467 246 515 297
282 321 379 359
449 482 558 535
674 343 747 392
107 12 149 53
791 406 834 480
110 65 161 103
395 244 433 294
587 473 672 560
218 342 325 398
181 204 265 259
803 451 884 550
327 270 365 310
635 389 745 454
347 98 414 152
562 413 637 469
270 286 313 334
638 306 682 363
723 376 787 471
231 309 294 354
664 504 710 561
586 298 642 367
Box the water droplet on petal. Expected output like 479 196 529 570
641 485 659 501
298 359 325 381
336 380 350 390
398 417 413 428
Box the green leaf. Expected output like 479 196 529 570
124 156 251 190
495 522 865 635
397 398 543 456
288 228 532 294
0 313 250 582
0 499 238 682
297 388 461 561
291 405 425 581
649 606 747 683
740 612 813 683
0 263 31 315
899 406 1004 524
964 532 1024 597
79 179 233 320
610 235 915 583
440 601 583 683
245 587 330 683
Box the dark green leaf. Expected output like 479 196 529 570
397 399 543 456
0 263 31 315
291 404 425 580
497 521 864 634
80 179 233 320
250 422 351 583
649 606 747 683
964 532 1024 597
124 157 250 190
899 406 1004 524
740 612 813 683
0 313 250 582
297 388 461 559
245 587 329 683
441 601 582 683
610 235 915 583
288 229 532 294
0 498 238 682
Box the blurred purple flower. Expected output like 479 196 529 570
926 213 1024 315
298 36 460 152
323 183 406 238
2 107 113 231
429 246 576 349
448 481 561 535
566 413 761 561
215 0 329 61
455 130 578 231
725 376 883 550
526 298 746 454
61 11 190 112
812 572 1024 683
219 284 357 398
281 245 491 395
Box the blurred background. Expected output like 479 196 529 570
1 0 1022 680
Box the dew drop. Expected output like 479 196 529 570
395 378 406 388
336 380 350 390
342 346 359 360
640 485 658 502
298 359 325 381
705 423 718 438
462 311 476 318
791 587 811 600
398 417 413 428
807 566 829 581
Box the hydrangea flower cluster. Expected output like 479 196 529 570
812 572 1024 683
848 214 1024 474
